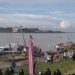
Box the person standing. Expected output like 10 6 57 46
19 69 24 75
5 68 11 75
10 67 14 75
53 71 57 75
51 54 54 63
0 69 3 75
45 68 51 75
56 69 62 75
72 52 75 60
10 56 16 68
47 54 51 63
33 58 37 75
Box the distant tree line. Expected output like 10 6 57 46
0 27 64 33
0 27 12 33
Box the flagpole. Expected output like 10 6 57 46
28 35 33 75
20 26 27 48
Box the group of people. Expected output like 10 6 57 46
0 67 24 75
39 68 62 75
32 46 44 58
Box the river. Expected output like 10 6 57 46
0 33 75 51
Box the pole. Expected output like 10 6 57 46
28 37 33 75
20 26 27 48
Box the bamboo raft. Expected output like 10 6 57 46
0 54 27 61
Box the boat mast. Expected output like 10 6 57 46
20 26 27 48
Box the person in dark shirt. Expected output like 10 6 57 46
56 69 62 75
33 59 36 75
72 52 75 60
45 68 51 75
5 68 11 75
19 69 24 75
51 54 54 63
10 67 14 75
11 60 16 68
0 69 3 75
53 71 57 75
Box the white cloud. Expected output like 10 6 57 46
11 13 50 19
0 13 53 28
0 17 5 21
59 20 70 29
0 12 75 31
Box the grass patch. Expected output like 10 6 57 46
1 58 75 75
34 59 75 74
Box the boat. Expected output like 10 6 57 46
0 43 26 56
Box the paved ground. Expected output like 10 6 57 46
0 61 23 69
65 69 75 75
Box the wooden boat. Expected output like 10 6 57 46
8 56 27 61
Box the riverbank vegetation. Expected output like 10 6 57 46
0 27 63 33
14 58 75 75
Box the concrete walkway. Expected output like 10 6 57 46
0 61 23 69
65 69 75 75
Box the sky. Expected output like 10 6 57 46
0 0 75 32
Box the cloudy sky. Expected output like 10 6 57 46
0 0 75 31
